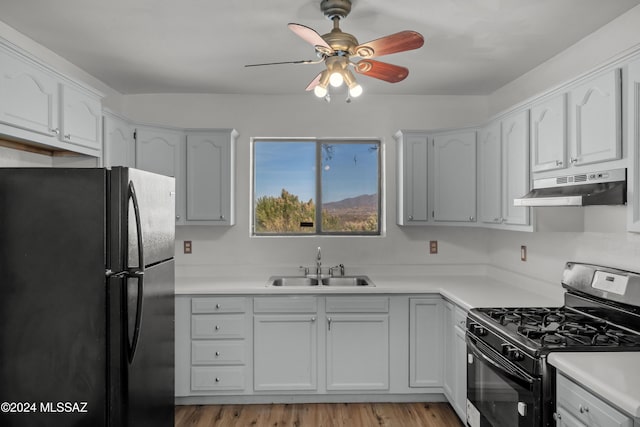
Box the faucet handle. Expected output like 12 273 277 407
299 266 310 276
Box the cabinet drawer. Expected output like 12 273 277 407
192 341 246 365
326 296 389 313
557 374 632 427
191 366 245 391
254 296 317 313
192 314 245 339
192 297 246 313
454 306 467 331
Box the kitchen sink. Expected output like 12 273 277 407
267 275 374 287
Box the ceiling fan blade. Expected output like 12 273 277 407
354 59 409 83
305 72 323 91
355 30 424 58
245 59 319 67
288 23 332 51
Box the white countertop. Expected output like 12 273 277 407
548 352 640 418
175 273 565 310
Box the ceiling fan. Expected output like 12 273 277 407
245 0 424 100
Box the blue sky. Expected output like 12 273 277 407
254 141 378 203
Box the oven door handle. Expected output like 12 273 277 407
467 336 534 385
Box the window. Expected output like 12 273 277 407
253 139 381 235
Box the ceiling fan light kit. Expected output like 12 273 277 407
246 0 424 102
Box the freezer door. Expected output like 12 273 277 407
112 167 175 268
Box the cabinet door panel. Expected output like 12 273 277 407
186 132 231 223
409 298 443 387
478 122 502 224
531 94 567 173
103 115 134 167
326 314 389 390
403 134 429 223
60 84 102 151
502 110 530 226
0 51 58 136
253 315 317 391
432 131 476 222
570 69 621 165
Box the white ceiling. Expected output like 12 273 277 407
1 0 639 96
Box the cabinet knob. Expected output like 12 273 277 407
215 377 220 383
64 134 71 140
311 317 316 322
49 128 60 135
176 215 181 220
555 160 563 166
469 216 474 221
570 157 579 164
408 215 413 220
215 325 220 331
220 215 225 220
215 304 221 309
579 405 589 414
215 351 220 356
553 412 561 421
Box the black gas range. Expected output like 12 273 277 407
465 262 640 427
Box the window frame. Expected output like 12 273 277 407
251 137 383 236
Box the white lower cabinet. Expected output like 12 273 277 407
555 374 633 427
253 296 318 391
409 297 444 387
325 297 389 391
443 300 468 422
177 294 448 401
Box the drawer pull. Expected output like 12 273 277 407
579 405 589 414
216 304 221 309
215 351 220 356
215 377 220 383
215 325 220 331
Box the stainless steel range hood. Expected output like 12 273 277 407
513 168 626 207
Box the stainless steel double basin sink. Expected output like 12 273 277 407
267 275 374 287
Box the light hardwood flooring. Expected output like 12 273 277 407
175 402 464 427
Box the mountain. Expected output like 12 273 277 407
323 194 377 211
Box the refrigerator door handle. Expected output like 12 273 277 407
127 181 145 364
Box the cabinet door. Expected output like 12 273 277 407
60 84 102 151
531 93 567 173
253 315 317 391
409 298 443 387
627 59 640 232
135 126 185 223
398 132 429 224
186 131 235 225
326 314 389 391
570 69 622 166
0 50 59 137
103 114 135 167
432 131 476 222
478 122 502 224
502 110 530 226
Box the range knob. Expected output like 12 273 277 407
470 323 487 336
502 344 525 361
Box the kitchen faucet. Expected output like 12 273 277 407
316 246 322 278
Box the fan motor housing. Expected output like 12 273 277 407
321 0 352 19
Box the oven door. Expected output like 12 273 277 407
466 334 541 427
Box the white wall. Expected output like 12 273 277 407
122 93 491 276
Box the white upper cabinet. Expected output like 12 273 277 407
627 59 640 232
59 84 102 151
478 121 502 224
431 131 477 223
396 131 429 225
502 110 531 226
135 126 186 224
0 44 103 157
569 69 622 166
103 113 135 167
531 93 567 173
0 50 59 137
185 130 236 225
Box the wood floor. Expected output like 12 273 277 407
175 402 464 427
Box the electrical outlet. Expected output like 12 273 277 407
430 240 438 254
521 245 527 261
184 240 192 254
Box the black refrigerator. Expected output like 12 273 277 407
0 167 175 427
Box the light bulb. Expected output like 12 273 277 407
314 85 328 98
329 72 344 87
349 84 363 98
